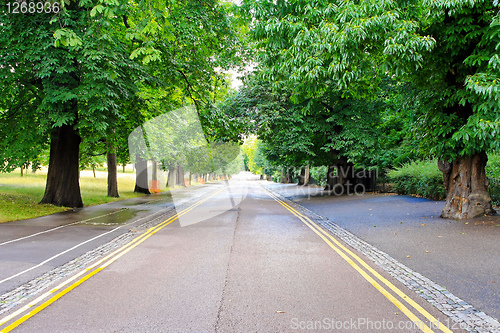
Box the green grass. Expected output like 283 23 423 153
0 169 146 223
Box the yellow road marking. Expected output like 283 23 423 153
0 186 226 333
263 187 453 333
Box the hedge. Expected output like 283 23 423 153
387 160 446 200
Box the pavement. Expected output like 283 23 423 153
1 175 467 333
0 184 220 296
264 182 500 322
0 174 498 332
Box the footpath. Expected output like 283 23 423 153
0 183 224 314
264 182 500 333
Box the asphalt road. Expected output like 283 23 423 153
266 183 500 321
0 175 466 332
0 185 218 295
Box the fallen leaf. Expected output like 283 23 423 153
407 255 411 258
395 312 399 315
425 251 429 253
421 223 426 226
424 217 428 219
438 236 443 238
491 281 497 283
276 310 285 314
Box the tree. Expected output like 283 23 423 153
246 0 500 218
407 1 499 218
0 0 244 206
0 0 151 207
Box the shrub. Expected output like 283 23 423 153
309 166 328 187
487 154 500 205
388 160 446 200
388 155 500 204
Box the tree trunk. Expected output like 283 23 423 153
167 165 186 187
134 155 149 194
325 165 336 190
107 149 119 198
177 165 186 187
122 164 126 173
40 124 83 207
280 172 287 183
335 159 355 194
20 166 23 177
298 165 310 186
152 160 157 183
439 152 496 219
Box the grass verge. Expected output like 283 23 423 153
0 170 145 223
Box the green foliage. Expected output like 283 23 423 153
310 166 329 187
486 154 500 178
242 0 500 174
241 135 262 174
486 153 500 205
0 0 245 206
388 160 446 200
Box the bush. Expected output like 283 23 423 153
487 154 500 205
388 160 446 200
387 155 500 204
309 166 328 187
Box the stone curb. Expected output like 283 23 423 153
0 207 178 316
0 184 227 317
263 185 500 333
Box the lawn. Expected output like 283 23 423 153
0 168 145 223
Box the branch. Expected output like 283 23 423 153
122 15 130 29
177 69 201 111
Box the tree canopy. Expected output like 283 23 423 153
1 0 499 219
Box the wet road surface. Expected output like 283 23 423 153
0 185 220 295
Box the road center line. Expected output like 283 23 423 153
0 207 175 286
0 186 226 333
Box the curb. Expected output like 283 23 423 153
263 185 500 333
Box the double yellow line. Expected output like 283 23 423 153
263 187 453 333
0 187 226 333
